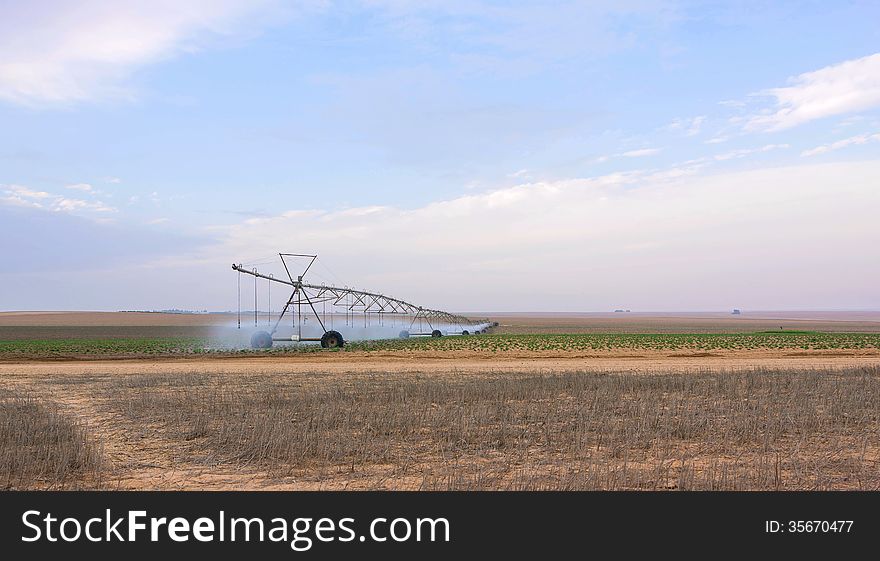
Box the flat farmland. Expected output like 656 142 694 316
2 311 880 491
2 332 880 365
0 311 231 327
2 311 880 363
3 366 879 491
489 311 880 334
4 310 880 332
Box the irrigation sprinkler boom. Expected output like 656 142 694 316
232 253 490 348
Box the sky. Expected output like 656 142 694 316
1 0 879 312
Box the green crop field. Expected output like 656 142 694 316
347 332 880 353
1 331 878 359
0 337 209 359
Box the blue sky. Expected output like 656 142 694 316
2 1 879 311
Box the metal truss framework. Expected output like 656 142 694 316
233 253 487 341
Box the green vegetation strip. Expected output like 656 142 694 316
0 337 208 358
348 332 880 352
1 332 879 358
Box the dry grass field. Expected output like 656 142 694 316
2 367 879 490
0 390 103 489
2 311 880 490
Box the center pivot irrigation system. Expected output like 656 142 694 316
233 253 494 349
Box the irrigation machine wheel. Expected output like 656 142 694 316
398 330 410 339
431 329 443 338
321 330 345 348
250 330 273 349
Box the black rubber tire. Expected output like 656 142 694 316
321 330 345 348
398 330 410 339
461 330 469 336
250 330 273 349
474 330 481 335
431 329 442 338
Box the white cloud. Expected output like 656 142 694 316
0 1 284 105
705 135 729 144
3 184 52 199
668 115 706 136
54 197 115 213
335 206 388 217
209 160 880 310
1 184 116 213
1 184 52 208
593 148 661 163
713 143 789 161
66 183 94 192
801 132 880 157
685 116 705 136
621 147 661 157
745 52 880 131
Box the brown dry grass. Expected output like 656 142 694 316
0 390 103 489
103 367 880 490
7 366 877 490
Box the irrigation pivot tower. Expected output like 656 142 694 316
232 253 491 348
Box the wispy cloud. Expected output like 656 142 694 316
4 184 51 199
801 132 880 157
593 147 662 164
507 169 532 179
214 160 880 310
745 52 880 132
1 184 51 208
54 197 115 213
1 184 116 213
0 0 284 106
621 147 662 158
668 115 706 136
66 183 94 192
713 143 789 161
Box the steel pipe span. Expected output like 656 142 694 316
232 254 490 348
